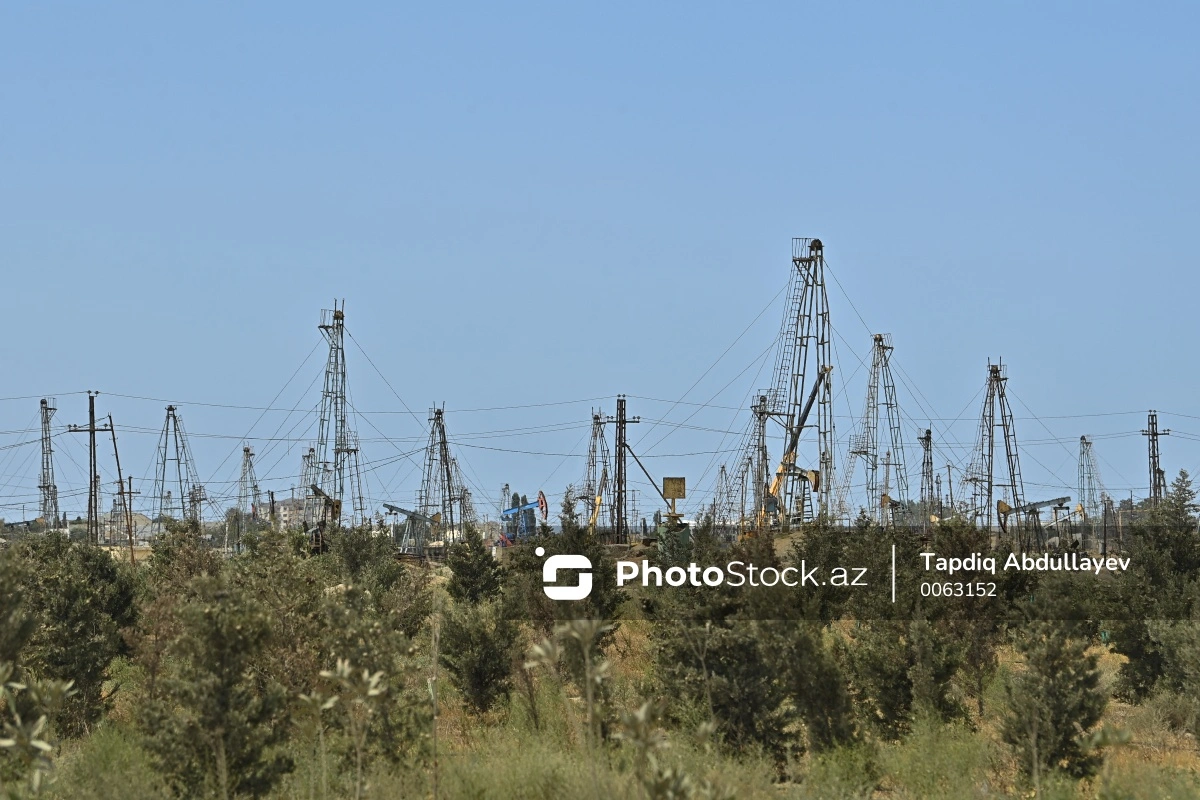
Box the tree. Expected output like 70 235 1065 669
439 601 520 714
1161 470 1199 543
1002 622 1107 782
140 576 292 799
16 533 137 737
446 527 502 604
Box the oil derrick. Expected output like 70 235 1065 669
418 406 475 542
837 334 909 524
1141 411 1170 505
303 302 367 529
708 464 738 537
918 428 934 521
1077 436 1106 521
236 445 261 547
965 362 1025 532
580 409 613 532
38 398 60 529
763 238 836 524
151 406 205 534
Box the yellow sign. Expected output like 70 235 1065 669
663 477 686 500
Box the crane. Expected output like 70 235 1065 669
588 467 608 536
755 366 830 532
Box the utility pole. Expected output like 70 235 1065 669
609 395 640 543
1141 410 1170 506
68 391 112 545
125 476 138 564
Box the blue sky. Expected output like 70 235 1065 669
1 3 1196 523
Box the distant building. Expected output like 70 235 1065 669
274 497 305 529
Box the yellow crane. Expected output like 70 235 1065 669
747 367 831 536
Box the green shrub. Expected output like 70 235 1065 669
439 601 520 714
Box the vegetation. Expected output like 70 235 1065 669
0 472 1198 797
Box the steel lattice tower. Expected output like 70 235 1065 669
966 362 1025 531
581 409 613 530
1078 436 1105 521
715 238 835 529
708 463 739 537
838 334 909 523
151 406 205 534
303 302 367 528
236 445 261 545
38 398 60 528
765 238 836 523
418 406 475 541
1141 411 1170 505
918 428 934 520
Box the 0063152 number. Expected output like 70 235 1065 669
920 582 996 597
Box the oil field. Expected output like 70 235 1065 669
0 235 1189 556
2 235 1200 800
4 4 1200 800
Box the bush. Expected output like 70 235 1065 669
446 527 502 604
138 575 293 798
15 534 137 737
439 601 520 714
1002 621 1107 782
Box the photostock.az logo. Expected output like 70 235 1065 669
537 547 592 600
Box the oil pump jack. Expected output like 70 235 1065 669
996 496 1071 549
751 366 831 534
383 503 438 557
308 483 341 554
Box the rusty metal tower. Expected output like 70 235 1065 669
151 406 205 534
418 406 475 541
838 334 909 524
766 238 836 523
303 301 367 529
1078 436 1105 521
1141 411 1169 505
235 445 261 547
581 409 613 530
38 398 60 529
965 362 1025 531
918 428 934 521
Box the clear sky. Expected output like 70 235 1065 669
1 3 1196 524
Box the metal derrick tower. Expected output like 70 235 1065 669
39 398 60 528
918 428 934 521
303 302 367 529
1078 436 1105 521
708 463 740 537
965 362 1025 531
418 406 475 542
838 334 909 525
235 445 261 545
1141 411 1170 505
151 405 205 533
580 409 613 531
756 238 835 524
